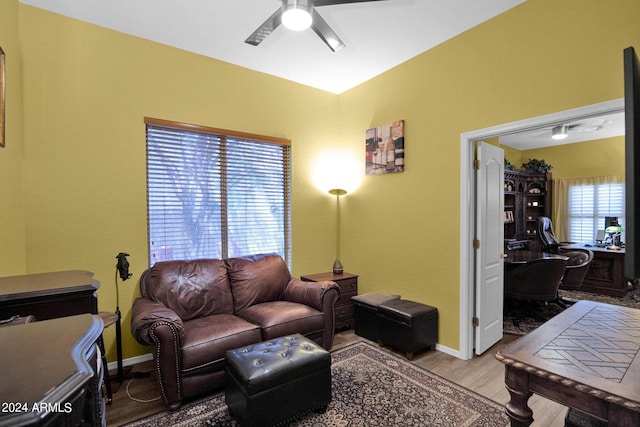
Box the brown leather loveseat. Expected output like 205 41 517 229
131 253 339 410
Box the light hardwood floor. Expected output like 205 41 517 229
105 331 568 426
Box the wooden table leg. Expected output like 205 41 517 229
504 365 534 426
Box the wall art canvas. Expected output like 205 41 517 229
365 120 404 175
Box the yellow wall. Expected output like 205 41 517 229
3 0 640 361
0 0 26 275
523 136 625 179
17 5 340 360
336 0 639 349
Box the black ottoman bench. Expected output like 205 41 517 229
378 299 438 360
351 292 400 342
224 334 332 427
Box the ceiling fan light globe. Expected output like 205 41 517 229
551 125 568 140
282 8 312 31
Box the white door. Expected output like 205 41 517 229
474 142 504 355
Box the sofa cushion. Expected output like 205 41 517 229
226 254 291 313
141 259 234 321
181 314 261 372
239 301 324 341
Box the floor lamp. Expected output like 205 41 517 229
329 188 347 274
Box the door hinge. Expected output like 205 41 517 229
473 317 479 327
474 159 481 170
473 239 480 249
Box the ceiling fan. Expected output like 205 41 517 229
245 0 389 52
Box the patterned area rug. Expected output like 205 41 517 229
123 342 509 427
503 300 564 336
503 286 640 336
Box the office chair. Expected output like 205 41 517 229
559 248 594 291
537 216 561 253
504 257 568 305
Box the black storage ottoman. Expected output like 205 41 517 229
378 299 438 360
351 293 400 342
224 334 332 427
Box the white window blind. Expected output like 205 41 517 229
145 118 291 264
567 180 625 242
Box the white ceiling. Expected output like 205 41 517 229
20 0 525 94
499 112 626 151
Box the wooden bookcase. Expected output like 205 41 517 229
504 170 552 249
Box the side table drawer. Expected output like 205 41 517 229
335 304 354 329
336 277 357 294
337 291 357 307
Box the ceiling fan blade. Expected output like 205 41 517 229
245 9 282 46
314 0 389 6
311 9 346 52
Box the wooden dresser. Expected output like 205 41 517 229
301 272 358 331
0 270 99 320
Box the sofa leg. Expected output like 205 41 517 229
406 351 414 361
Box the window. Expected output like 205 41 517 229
566 178 625 242
145 118 291 265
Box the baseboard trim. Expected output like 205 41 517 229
435 343 460 359
106 352 153 372
106 345 460 371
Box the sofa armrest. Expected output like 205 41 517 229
284 279 339 312
131 298 186 409
131 298 185 346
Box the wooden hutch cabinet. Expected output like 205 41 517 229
504 170 552 250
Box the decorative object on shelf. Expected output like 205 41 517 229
504 158 514 170
521 158 553 173
365 120 404 175
0 46 5 148
329 189 346 274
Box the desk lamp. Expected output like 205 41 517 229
605 224 624 250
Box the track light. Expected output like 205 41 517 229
551 125 568 140
282 0 312 31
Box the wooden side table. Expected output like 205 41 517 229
301 272 358 330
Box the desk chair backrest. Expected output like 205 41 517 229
537 216 560 253
504 257 568 302
559 249 594 291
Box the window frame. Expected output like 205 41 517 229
144 117 292 266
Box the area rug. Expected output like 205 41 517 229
503 286 640 336
123 342 509 427
503 300 564 336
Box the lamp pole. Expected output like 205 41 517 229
329 188 347 274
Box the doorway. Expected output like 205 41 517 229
458 98 625 360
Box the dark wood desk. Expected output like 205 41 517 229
505 250 568 266
561 244 627 297
0 314 104 426
0 270 99 320
496 300 640 426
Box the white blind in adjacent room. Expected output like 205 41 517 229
567 178 625 243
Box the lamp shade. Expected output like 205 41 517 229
605 225 623 233
282 0 312 31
